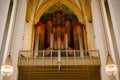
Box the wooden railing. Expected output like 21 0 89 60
18 50 100 67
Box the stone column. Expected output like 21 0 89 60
0 0 10 50
107 0 120 54
107 0 120 78
91 0 108 80
8 0 27 80
0 74 3 80
0 0 10 67
0 0 19 80
97 0 120 79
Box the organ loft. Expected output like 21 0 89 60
34 11 84 56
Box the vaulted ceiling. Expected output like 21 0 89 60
26 0 92 24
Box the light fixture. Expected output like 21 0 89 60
1 54 13 76
105 52 117 76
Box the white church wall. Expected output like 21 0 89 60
86 22 96 50
0 0 11 80
0 0 10 51
23 1 38 57
23 22 33 50
82 18 97 56
91 0 108 80
100 0 120 79
100 0 115 63
0 0 19 79
108 0 120 55
8 0 27 80
79 0 96 51
1 0 19 67
23 21 33 57
0 0 10 67
107 0 120 78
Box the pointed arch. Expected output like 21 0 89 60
34 0 83 23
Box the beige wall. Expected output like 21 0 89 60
0 0 10 67
8 0 27 80
91 0 109 80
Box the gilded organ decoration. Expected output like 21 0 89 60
34 11 84 56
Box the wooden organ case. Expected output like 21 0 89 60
34 11 84 56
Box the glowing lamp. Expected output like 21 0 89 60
105 53 117 76
1 54 13 76
1 65 13 76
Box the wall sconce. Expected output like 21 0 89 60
105 52 117 76
1 54 13 77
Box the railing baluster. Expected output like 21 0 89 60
82 50 85 65
74 49 76 66
26 51 29 66
98 50 101 65
34 51 37 66
58 50 61 71
19 51 21 65
66 50 69 66
42 50 44 66
50 49 53 66
58 50 61 62
89 51 93 65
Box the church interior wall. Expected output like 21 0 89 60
0 0 10 51
107 0 120 78
91 0 109 80
100 0 115 62
0 1 11 79
0 0 120 80
97 0 120 79
9 0 27 80
108 0 120 59
79 0 96 51
0 0 11 68
0 0 19 79
85 22 96 50
23 1 39 57
100 0 119 76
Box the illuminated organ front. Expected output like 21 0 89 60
34 11 84 56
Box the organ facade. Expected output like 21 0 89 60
34 11 84 56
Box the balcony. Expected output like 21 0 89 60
18 50 100 67
18 50 101 80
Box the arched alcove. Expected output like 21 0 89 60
39 3 78 23
33 3 85 56
34 0 84 24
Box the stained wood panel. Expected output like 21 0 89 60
18 65 101 80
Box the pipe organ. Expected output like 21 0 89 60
34 11 84 56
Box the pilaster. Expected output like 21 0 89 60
107 0 120 78
0 0 10 67
8 0 27 80
91 0 108 80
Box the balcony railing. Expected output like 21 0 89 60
18 50 100 67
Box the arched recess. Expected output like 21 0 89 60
32 0 88 51
34 0 84 24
